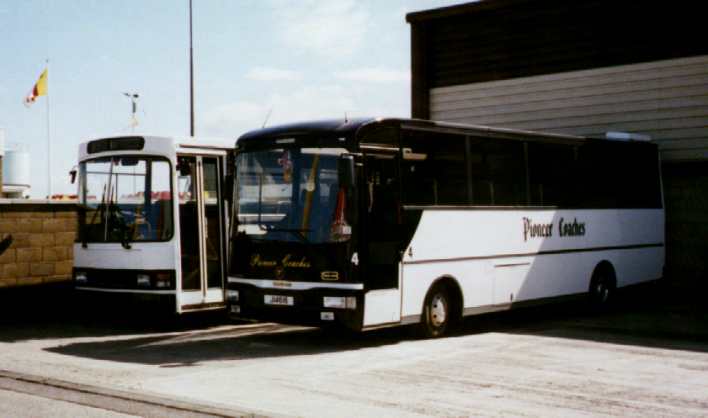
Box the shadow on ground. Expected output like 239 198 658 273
3 280 708 367
465 280 708 353
0 283 232 342
46 324 413 368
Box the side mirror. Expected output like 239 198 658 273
69 168 77 184
338 155 356 188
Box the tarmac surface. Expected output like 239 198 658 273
0 282 707 417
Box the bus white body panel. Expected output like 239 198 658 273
363 289 402 327
398 208 664 320
74 135 234 312
74 243 176 271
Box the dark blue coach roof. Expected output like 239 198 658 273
234 117 659 150
236 117 378 145
234 117 593 149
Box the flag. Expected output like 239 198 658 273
24 68 48 106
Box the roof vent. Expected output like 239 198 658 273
605 131 651 142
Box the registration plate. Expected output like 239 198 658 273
264 294 294 306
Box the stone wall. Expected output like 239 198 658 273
0 201 77 288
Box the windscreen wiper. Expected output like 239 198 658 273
108 204 132 250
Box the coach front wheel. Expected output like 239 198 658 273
419 284 451 338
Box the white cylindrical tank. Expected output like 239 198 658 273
2 144 31 197
0 128 5 157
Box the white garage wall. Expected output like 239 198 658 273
430 55 708 162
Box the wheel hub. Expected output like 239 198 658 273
595 280 609 303
430 293 447 327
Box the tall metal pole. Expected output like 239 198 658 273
46 58 51 199
189 0 195 137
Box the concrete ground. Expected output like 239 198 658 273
0 283 707 417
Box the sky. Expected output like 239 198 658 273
0 0 462 198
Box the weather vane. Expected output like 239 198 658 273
123 92 139 131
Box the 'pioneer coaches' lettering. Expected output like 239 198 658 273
523 217 587 241
523 217 553 241
559 217 586 237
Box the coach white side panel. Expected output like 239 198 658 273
363 289 402 327
400 209 664 319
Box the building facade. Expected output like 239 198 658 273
408 0 708 284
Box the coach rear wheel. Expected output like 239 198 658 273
589 266 615 309
419 284 451 338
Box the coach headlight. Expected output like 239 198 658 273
226 289 239 302
323 296 356 310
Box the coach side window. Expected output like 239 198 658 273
401 131 467 206
527 142 577 206
616 144 662 208
469 137 526 206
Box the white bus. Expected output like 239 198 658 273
226 118 664 337
73 135 235 313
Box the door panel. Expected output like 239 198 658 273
178 156 201 291
363 155 401 290
202 157 224 290
177 154 226 310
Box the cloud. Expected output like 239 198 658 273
268 0 370 57
245 67 302 82
335 67 410 83
202 85 357 137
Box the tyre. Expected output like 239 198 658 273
418 283 451 338
589 265 616 309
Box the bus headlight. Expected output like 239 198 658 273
75 271 87 284
323 296 356 310
137 274 151 287
155 272 172 289
226 289 239 302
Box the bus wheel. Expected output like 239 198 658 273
589 265 616 309
419 284 451 338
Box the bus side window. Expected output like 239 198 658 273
527 142 576 207
401 131 466 206
467 137 526 206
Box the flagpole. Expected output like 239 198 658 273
46 58 51 199
189 0 195 137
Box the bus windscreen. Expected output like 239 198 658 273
234 148 349 244
78 156 173 245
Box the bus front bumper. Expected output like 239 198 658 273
226 282 364 331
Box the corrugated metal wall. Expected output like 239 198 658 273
430 55 708 162
409 1 708 285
